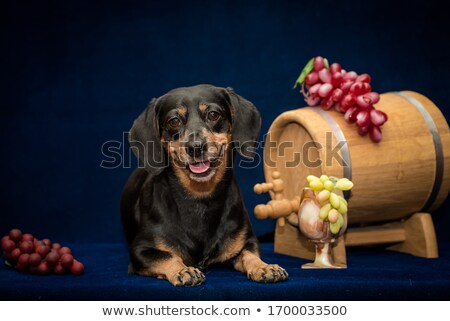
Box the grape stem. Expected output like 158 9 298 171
300 82 307 98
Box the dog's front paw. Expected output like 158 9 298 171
248 264 288 283
169 266 205 287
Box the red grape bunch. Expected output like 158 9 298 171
294 56 388 142
1 228 84 275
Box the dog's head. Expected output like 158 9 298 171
129 84 261 197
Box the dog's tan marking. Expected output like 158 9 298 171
202 129 231 154
172 161 227 198
133 239 204 286
134 239 186 280
233 250 288 283
233 250 266 274
177 106 187 118
207 229 247 265
136 255 205 286
154 239 183 258
136 255 186 279
198 103 208 113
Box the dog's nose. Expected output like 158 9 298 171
186 140 206 158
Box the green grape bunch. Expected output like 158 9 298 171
306 174 354 235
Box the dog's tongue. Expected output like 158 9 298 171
189 161 211 174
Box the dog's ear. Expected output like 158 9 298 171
226 87 261 159
129 98 166 174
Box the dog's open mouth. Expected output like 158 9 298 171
187 161 216 182
188 161 211 174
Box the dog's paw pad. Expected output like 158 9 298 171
171 267 205 287
248 264 288 283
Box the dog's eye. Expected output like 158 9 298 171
168 117 181 129
207 111 221 122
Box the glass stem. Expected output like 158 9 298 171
314 242 334 267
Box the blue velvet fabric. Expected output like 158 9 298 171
1 242 449 300
1 0 450 301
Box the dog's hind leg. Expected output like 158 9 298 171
232 248 288 283
130 245 205 287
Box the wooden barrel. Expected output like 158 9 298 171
264 91 450 223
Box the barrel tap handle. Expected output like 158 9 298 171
253 171 287 226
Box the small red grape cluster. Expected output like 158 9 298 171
294 56 388 142
1 228 84 275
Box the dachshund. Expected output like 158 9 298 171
120 84 288 286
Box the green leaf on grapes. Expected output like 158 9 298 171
324 58 330 69
4 259 12 268
293 57 314 89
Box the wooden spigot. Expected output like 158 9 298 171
254 171 300 227
254 199 301 220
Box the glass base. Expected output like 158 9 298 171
301 242 347 269
302 262 347 269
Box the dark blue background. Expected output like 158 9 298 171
1 0 449 244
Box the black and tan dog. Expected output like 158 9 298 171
121 84 288 286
